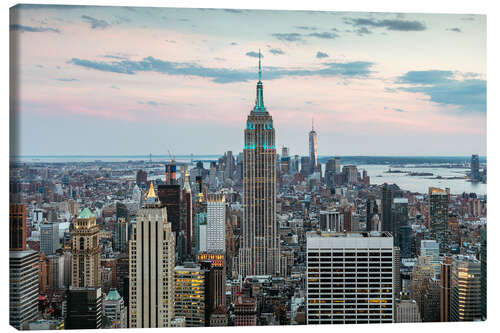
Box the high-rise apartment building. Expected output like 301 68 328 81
72 208 101 288
428 187 449 253
450 256 482 321
40 222 60 255
136 169 147 188
10 204 26 251
306 231 394 325
206 193 226 253
393 198 408 249
410 256 435 317
113 217 128 253
182 172 193 257
174 263 208 327
309 120 318 174
420 240 440 277
129 183 175 328
47 254 64 290
480 227 486 320
470 154 480 182
66 287 103 329
239 52 280 278
9 250 39 329
158 184 181 234
381 183 393 234
197 253 226 312
395 295 421 323
440 256 452 322
103 289 127 328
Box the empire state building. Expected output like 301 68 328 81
239 52 280 278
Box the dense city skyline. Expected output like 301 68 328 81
10 5 486 156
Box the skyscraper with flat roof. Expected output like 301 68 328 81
174 263 208 327
306 231 394 324
9 250 39 329
450 256 482 321
428 187 449 253
470 154 480 182
40 222 59 255
239 52 280 278
206 193 226 253
381 183 393 234
420 240 440 277
10 204 26 251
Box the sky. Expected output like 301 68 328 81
9 4 486 156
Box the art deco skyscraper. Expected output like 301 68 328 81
129 183 175 328
239 52 280 278
71 208 101 288
308 119 318 174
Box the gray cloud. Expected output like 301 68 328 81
245 51 262 58
68 56 374 84
272 31 339 42
446 27 462 33
82 15 109 29
272 33 303 42
397 70 486 112
296 26 317 31
103 54 129 60
269 48 285 55
308 32 339 39
56 78 79 82
10 24 60 33
138 100 166 106
345 18 426 31
356 27 372 36
316 51 329 59
394 108 405 112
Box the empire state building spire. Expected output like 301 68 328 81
240 49 280 278
254 49 265 112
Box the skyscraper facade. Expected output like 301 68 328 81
239 53 280 278
428 187 449 253
9 250 39 329
72 208 101 288
40 222 60 255
66 287 103 329
440 256 452 322
10 204 26 251
174 263 208 327
206 193 226 253
480 227 486 320
306 231 394 325
129 183 175 328
381 183 393 234
450 256 482 321
470 154 480 182
309 120 318 174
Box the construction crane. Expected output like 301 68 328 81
168 149 175 163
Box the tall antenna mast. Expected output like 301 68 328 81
258 49 262 82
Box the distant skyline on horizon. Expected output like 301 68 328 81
10 5 486 156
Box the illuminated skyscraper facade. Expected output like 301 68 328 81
239 52 280 278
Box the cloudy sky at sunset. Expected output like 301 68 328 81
10 4 486 156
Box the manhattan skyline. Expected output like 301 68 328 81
10 5 486 156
